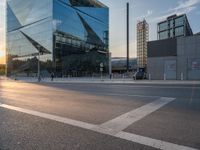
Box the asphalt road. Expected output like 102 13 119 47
0 80 200 150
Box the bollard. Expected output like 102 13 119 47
109 74 112 80
149 74 151 80
164 73 166 80
181 73 184 81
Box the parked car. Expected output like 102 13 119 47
133 71 146 80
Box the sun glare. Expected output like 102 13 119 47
0 50 4 56
0 51 5 64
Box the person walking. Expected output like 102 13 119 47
51 72 54 81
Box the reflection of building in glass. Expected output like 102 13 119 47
6 0 109 77
157 14 193 40
112 57 137 73
137 19 149 69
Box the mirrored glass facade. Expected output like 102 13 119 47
6 0 109 77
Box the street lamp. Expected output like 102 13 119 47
127 2 130 72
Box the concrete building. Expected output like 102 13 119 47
157 14 193 40
147 34 200 80
6 0 109 77
137 19 149 69
147 14 200 80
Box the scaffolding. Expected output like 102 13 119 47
137 19 149 69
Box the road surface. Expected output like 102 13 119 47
0 79 200 150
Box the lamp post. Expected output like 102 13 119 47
127 2 130 72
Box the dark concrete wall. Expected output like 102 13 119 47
147 35 200 80
148 38 177 57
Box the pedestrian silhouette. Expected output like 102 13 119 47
51 72 54 81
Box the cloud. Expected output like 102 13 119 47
137 10 153 20
166 0 199 16
0 0 5 6
150 0 200 23
151 7 196 23
170 0 200 11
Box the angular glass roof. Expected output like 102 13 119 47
69 0 107 8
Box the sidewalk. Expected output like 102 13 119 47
3 76 200 85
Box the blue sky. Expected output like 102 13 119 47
0 0 200 63
0 0 5 64
99 0 200 57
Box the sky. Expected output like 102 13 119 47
0 0 200 64
0 0 5 64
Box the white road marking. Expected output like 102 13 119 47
108 84 200 89
0 97 197 150
81 92 159 98
62 83 200 89
0 103 95 130
92 97 175 135
116 131 197 150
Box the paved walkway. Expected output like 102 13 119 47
1 76 200 85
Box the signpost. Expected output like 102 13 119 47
100 63 104 80
36 45 42 82
38 52 41 82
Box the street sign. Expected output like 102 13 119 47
100 63 104 68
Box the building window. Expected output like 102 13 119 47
159 21 168 31
159 31 168 40
175 16 184 27
170 20 173 28
175 26 184 36
170 29 173 38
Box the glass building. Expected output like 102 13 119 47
6 0 109 77
157 14 193 40
137 19 149 69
